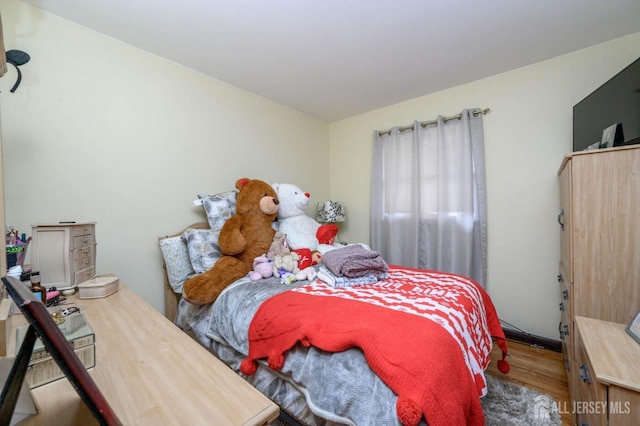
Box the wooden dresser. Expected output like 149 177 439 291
557 145 640 421
30 222 97 287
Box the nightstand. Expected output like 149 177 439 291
575 316 640 426
7 284 279 425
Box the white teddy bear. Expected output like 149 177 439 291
271 183 337 253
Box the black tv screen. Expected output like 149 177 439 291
573 57 640 152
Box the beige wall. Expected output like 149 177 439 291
329 32 640 339
0 0 330 311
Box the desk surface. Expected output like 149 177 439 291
576 316 640 393
7 285 279 425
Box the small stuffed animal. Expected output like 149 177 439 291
267 230 304 280
272 252 300 278
293 248 321 269
267 231 290 260
295 266 317 281
272 183 339 253
248 255 273 281
183 178 279 305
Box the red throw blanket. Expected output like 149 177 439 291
240 265 509 426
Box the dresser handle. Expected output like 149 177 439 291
557 209 565 231
579 363 591 384
559 302 565 312
563 325 569 336
557 274 563 283
558 323 564 341
562 289 569 300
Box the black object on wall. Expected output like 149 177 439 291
573 57 640 152
5 49 30 93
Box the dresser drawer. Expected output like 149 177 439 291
72 233 95 249
608 386 640 426
575 410 602 426
558 263 572 320
72 244 95 261
562 341 576 403
577 351 601 406
70 223 94 237
73 254 95 272
576 329 606 425
75 266 96 285
559 310 572 359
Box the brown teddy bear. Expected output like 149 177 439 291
183 178 279 305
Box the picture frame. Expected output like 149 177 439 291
625 310 640 345
0 275 122 425
600 123 625 148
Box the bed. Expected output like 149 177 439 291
159 217 510 426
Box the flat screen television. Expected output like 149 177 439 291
573 56 640 152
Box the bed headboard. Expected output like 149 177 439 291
158 222 209 321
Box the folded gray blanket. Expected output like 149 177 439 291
321 244 389 278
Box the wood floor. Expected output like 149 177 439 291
487 339 572 426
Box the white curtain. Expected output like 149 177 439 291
370 109 488 287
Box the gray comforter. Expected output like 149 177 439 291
175 274 405 425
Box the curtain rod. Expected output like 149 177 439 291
376 108 490 137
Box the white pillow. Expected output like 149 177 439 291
159 236 195 293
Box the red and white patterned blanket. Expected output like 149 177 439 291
240 265 509 426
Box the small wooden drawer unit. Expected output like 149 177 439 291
30 222 97 287
575 317 640 426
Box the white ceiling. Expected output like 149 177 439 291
19 0 640 122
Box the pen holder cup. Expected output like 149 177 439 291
6 246 23 269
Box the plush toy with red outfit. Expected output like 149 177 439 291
183 178 279 305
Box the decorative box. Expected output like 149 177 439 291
15 313 96 388
77 276 120 299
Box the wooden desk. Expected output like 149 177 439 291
7 285 279 425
